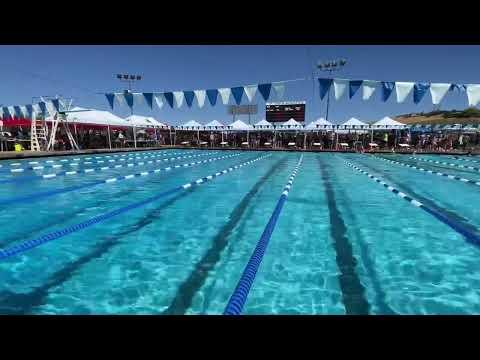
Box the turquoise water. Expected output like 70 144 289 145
0 149 479 314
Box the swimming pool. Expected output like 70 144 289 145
0 148 479 315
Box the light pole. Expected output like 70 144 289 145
116 74 142 148
317 59 347 150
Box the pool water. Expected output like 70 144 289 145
0 149 479 315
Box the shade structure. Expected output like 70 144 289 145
229 119 253 131
253 119 274 131
305 117 333 130
176 120 203 130
276 118 304 131
204 120 225 130
65 107 130 129
340 117 368 129
371 116 406 129
125 114 168 128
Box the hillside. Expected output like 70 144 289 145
395 108 480 125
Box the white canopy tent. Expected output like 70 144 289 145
340 117 368 129
176 120 204 145
371 116 407 129
253 119 274 131
305 117 333 131
203 120 225 130
229 119 253 146
276 118 304 131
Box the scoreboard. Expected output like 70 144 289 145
266 101 306 123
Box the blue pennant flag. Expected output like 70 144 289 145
231 86 244 105
258 83 272 101
38 102 47 115
3 107 11 118
163 92 174 108
449 83 466 92
143 93 153 109
124 92 134 109
25 104 33 118
184 91 195 107
349 80 363 99
414 82 430 104
13 106 22 118
318 79 333 100
51 99 60 112
206 89 219 106
105 93 115 110
381 82 395 101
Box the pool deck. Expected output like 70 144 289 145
0 146 476 161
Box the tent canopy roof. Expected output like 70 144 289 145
229 119 253 131
342 117 368 127
125 114 168 128
204 120 225 128
177 120 203 129
66 107 129 127
372 116 406 128
305 117 333 129
254 119 273 127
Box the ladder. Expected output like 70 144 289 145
46 112 79 151
30 116 48 151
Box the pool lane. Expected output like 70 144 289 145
2 153 293 314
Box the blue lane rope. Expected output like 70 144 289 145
0 152 217 185
343 160 480 247
0 153 243 206
409 156 480 172
0 154 271 261
0 150 201 175
449 156 480 164
369 155 480 187
223 155 303 315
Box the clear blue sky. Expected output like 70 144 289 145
0 45 479 126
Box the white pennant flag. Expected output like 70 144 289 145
395 82 415 103
32 104 41 113
244 85 258 102
467 85 480 106
173 91 184 108
132 93 144 106
115 93 127 107
333 79 348 100
154 93 164 109
273 83 285 99
362 80 378 100
430 83 451 105
20 106 28 118
8 106 15 117
218 88 231 105
194 90 206 108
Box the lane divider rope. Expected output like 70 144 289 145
0 153 244 206
224 155 304 315
0 154 271 261
369 155 480 187
409 156 480 172
0 152 218 185
343 159 480 246
449 156 480 164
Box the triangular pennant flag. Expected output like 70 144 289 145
349 80 363 99
13 106 22 118
430 83 450 105
25 104 34 118
2 107 10 118
231 86 244 105
218 88 231 105
51 99 61 112
124 92 134 109
362 80 378 100
413 82 430 104
44 101 55 115
115 93 127 107
184 91 195 107
466 84 480 106
173 91 184 108
163 92 174 108
132 93 144 107
206 89 219 106
32 104 41 114
318 79 332 100
273 83 285 100
395 82 415 103
244 85 258 102
381 82 395 102
154 93 164 109
194 90 206 108
19 106 27 118
143 93 153 109
333 79 348 100
450 83 466 92
105 93 115 110
258 83 272 101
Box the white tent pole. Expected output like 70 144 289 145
107 125 112 149
133 125 137 148
154 127 158 147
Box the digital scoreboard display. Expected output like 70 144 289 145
266 101 306 123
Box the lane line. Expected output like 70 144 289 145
409 156 480 172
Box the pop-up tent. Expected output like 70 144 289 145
229 119 254 131
66 107 129 129
204 120 225 130
176 120 203 130
305 117 333 130
254 119 274 131
340 117 368 129
277 118 304 131
371 116 406 129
